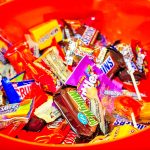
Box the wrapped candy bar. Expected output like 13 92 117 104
34 96 61 123
12 80 34 100
34 46 71 84
18 118 70 144
61 20 75 40
112 118 147 130
75 25 99 47
5 42 56 93
90 125 139 144
1 76 21 104
103 89 146 100
98 49 126 78
28 20 63 50
54 87 98 137
0 99 33 130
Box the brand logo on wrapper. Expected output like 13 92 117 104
78 65 99 101
15 85 31 99
0 104 19 114
81 26 96 45
77 112 88 125
12 81 34 100
100 56 114 74
39 28 59 44
68 90 98 126
114 119 147 130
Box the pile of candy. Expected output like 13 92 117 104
0 18 150 144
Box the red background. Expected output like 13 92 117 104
0 0 150 149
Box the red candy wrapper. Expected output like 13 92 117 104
62 130 77 144
15 118 70 144
5 42 56 93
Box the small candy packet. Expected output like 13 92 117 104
28 19 63 50
54 87 98 137
34 46 71 84
34 96 61 123
0 99 33 130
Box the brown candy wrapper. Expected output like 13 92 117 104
99 49 126 78
118 67 145 82
76 25 99 47
23 116 46 132
54 87 98 137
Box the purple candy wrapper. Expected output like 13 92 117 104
66 56 122 113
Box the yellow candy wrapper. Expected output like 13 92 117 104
29 20 63 50
90 125 139 143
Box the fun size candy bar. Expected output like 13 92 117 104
54 87 98 137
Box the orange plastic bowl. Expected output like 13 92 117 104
0 0 150 149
